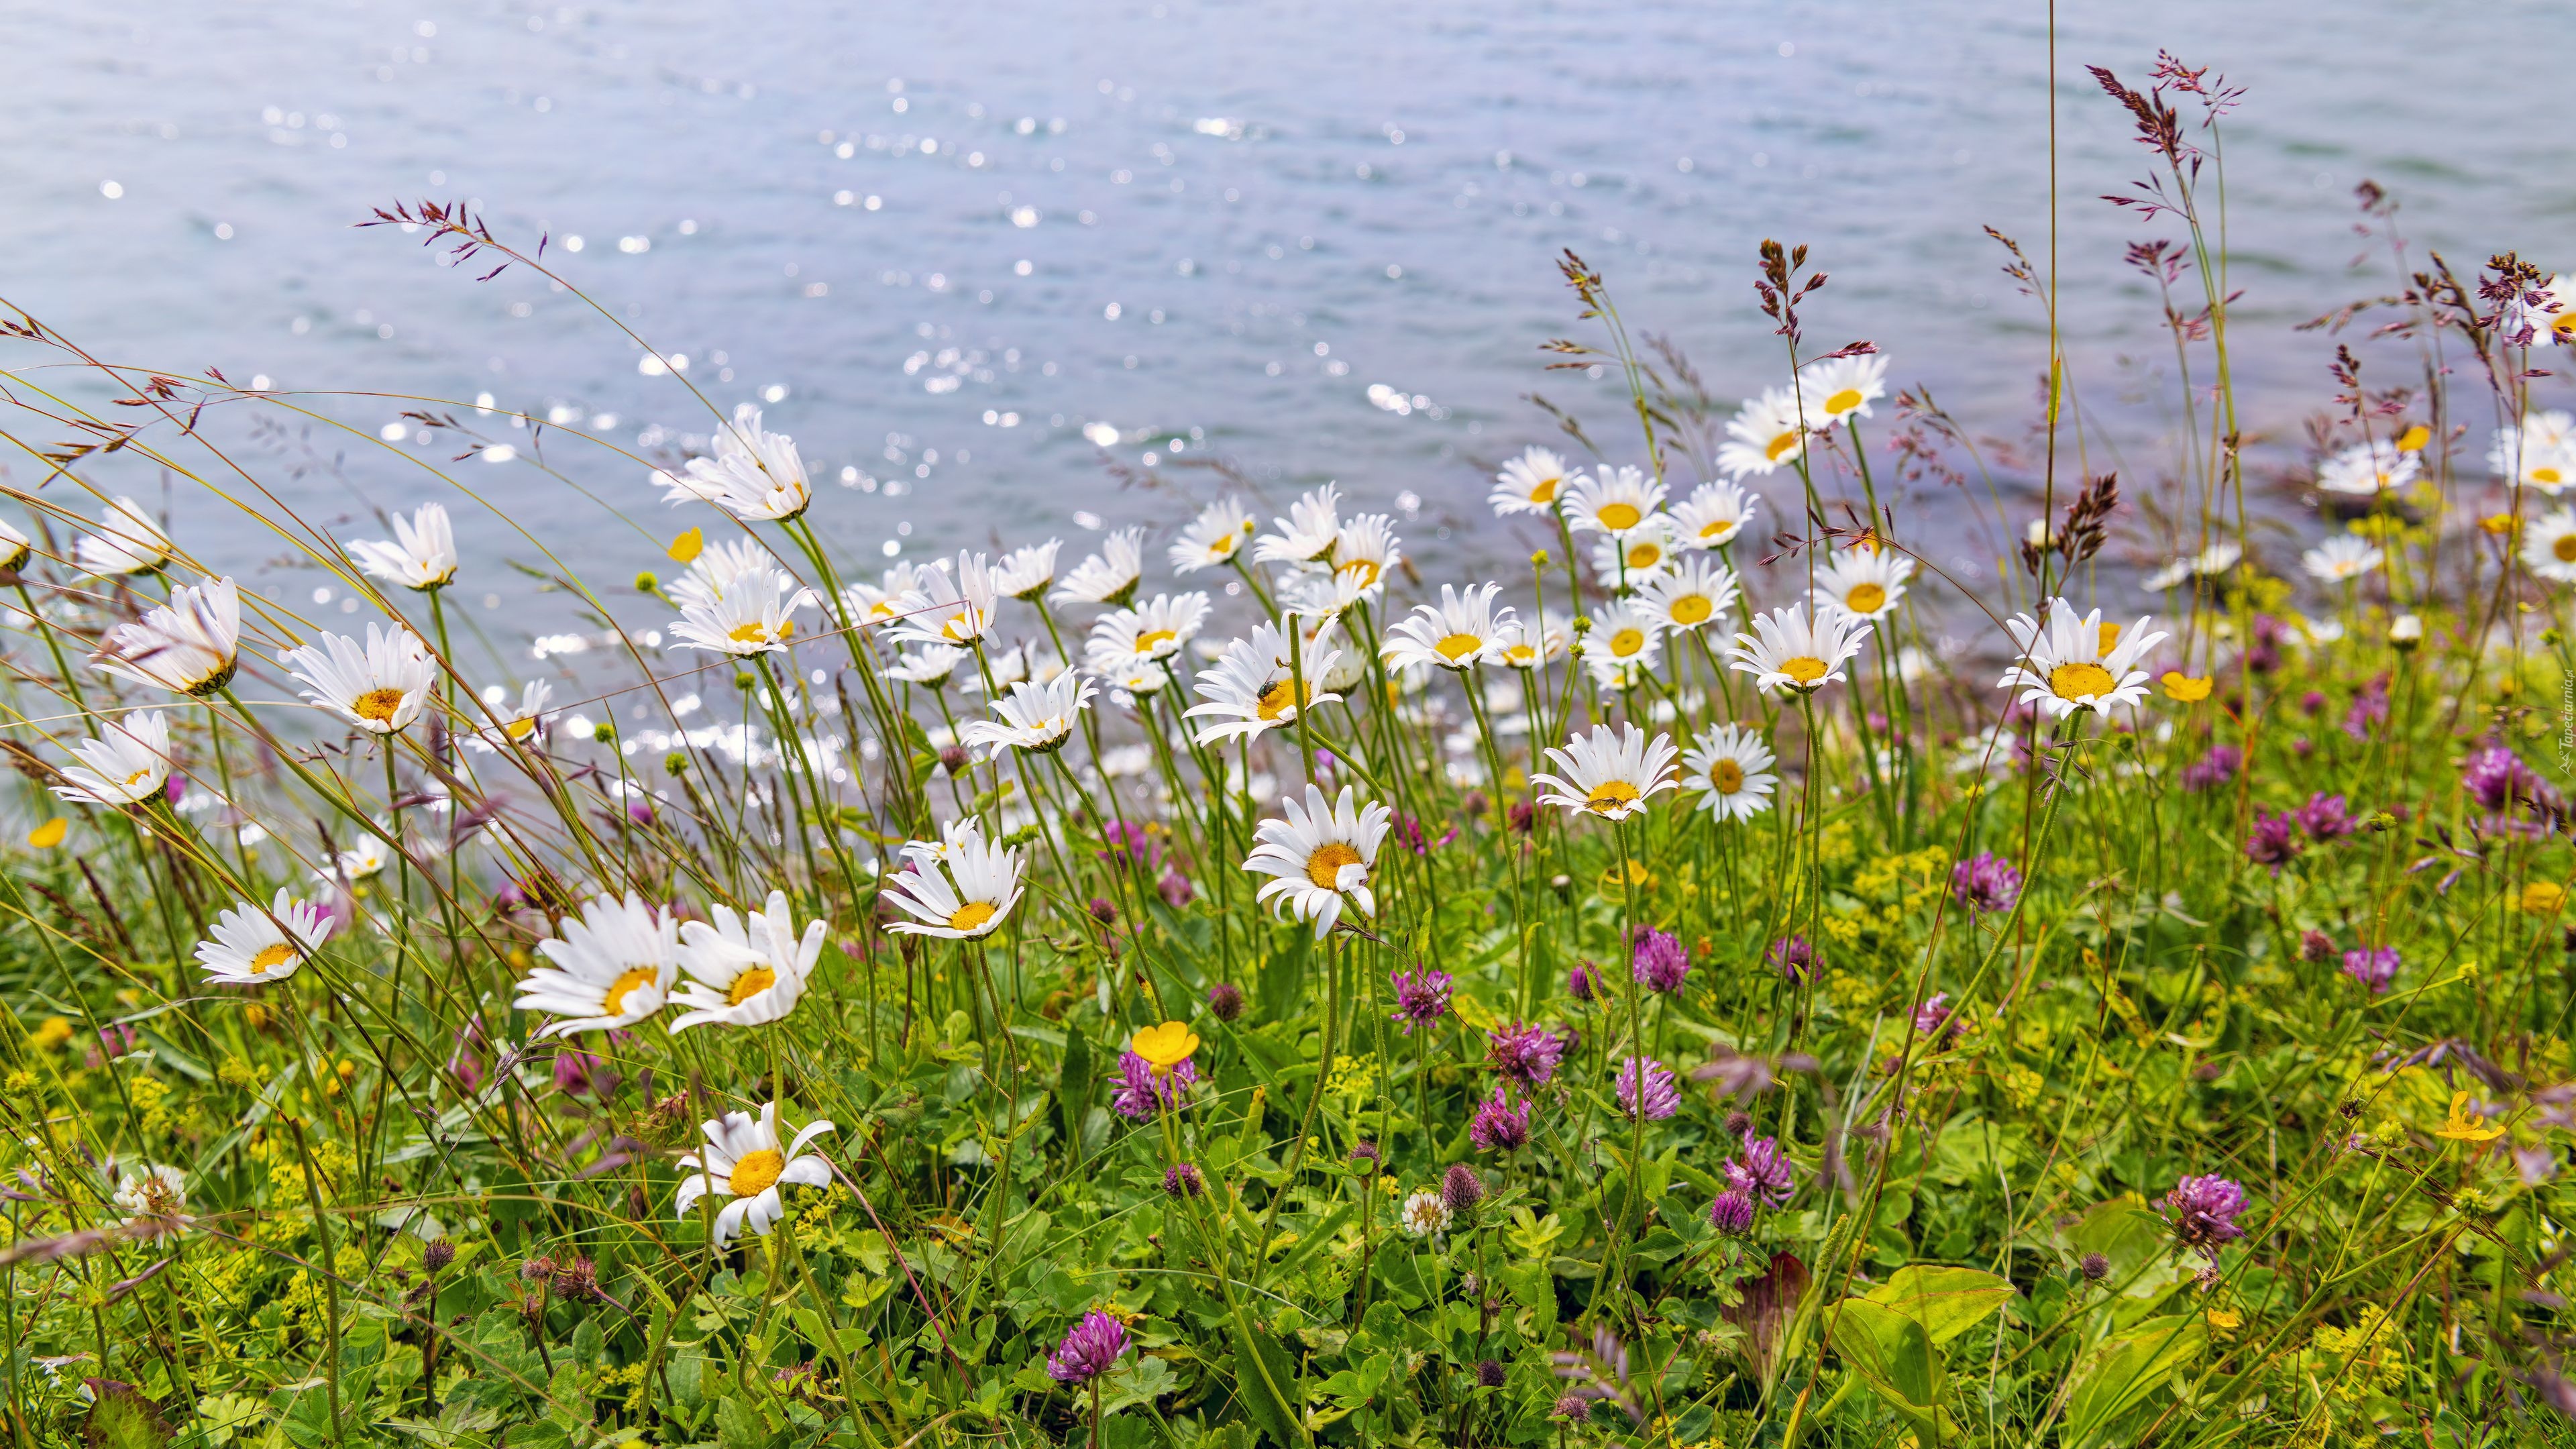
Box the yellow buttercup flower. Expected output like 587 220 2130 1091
2481 513 2518 537
2435 1091 2504 1143
2522 881 2568 916
26 817 67 849
668 527 705 564
2161 672 2213 703
2393 423 2430 453
1130 1020 1201 1077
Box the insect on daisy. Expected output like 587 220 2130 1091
1381 582 1517 671
1796 352 1888 428
1728 602 1869 696
1994 598 2169 719
196 888 337 986
1254 482 1343 566
673 1101 837 1248
1053 527 1146 606
1670 480 1762 550
1491 446 1583 516
2300 535 2383 582
1562 466 1666 539
54 710 174 808
1681 723 1777 821
1242 783 1393 936
1638 555 1740 633
670 566 816 656
1169 497 1258 574
350 502 459 591
1811 545 1915 625
72 497 172 576
668 890 824 1032
510 893 683 1037
278 623 438 735
883 828 1026 939
957 671 1097 757
1530 722 1680 822
1717 388 1808 478
1184 621 1344 745
669 404 812 521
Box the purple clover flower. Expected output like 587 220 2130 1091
1046 1311 1129 1385
1204 981 1243 1022
2341 946 2399 994
1442 1163 1486 1214
1950 852 2022 914
1768 936 1817 985
1469 1086 1532 1154
1163 1163 1205 1198
1566 963 1599 1003
1913 992 1955 1040
2299 930 2335 964
2465 741 2568 823
1389 967 1454 1034
2294 792 2355 841
1097 819 1159 871
1727 1132 1797 1208
2159 1173 2247 1259
2243 811 2304 873
1111 1050 1197 1120
2180 744 2242 793
1487 1020 1566 1088
1707 1189 1756 1235
1390 812 1457 856
1629 927 1690 994
1617 1057 1680 1122
2343 674 2390 741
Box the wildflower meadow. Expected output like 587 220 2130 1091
3 54 2575 1449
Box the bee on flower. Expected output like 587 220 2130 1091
1717 388 1809 478
1185 621 1344 745
668 890 822 1031
670 566 815 656
667 404 811 521
1530 722 1680 822
1053 527 1146 607
1254 483 1344 566
1562 466 1666 539
1242 783 1392 936
1381 582 1517 672
673 1101 836 1247
54 710 174 808
278 623 439 735
1994 598 2168 718
350 502 460 591
1637 555 1740 634
1670 479 1762 550
958 672 1097 757
883 826 1026 938
511 894 682 1036
1811 545 1915 625
72 497 172 577
1169 497 1257 574
197 888 337 986
1729 602 1869 695
1682 723 1778 821
1491 446 1583 516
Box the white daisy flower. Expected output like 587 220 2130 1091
2316 439 2420 496
1589 514 1679 586
2390 613 2423 647
1681 724 1777 822
1717 388 1808 479
109 1163 191 1226
1280 566 1373 625
54 711 173 807
1670 480 1762 550
1994 598 2169 718
888 644 968 687
959 639 1065 696
329 834 394 884
1170 497 1257 574
1637 555 1741 633
1529 721 1680 822
2301 535 2383 582
1328 513 1403 596
1052 528 1145 606
1562 465 1666 538
667 538 781 610
1491 447 1582 516
1728 602 1868 695
73 497 172 577
1184 621 1344 745
1797 352 1889 428
350 502 459 591
883 830 1026 938
511 893 683 1037
1497 612 1570 669
2489 411 2576 494
1104 661 1174 696
278 623 438 735
672 404 811 521
1254 483 1343 566
958 670 1096 757
991 539 1063 600
1085 592 1212 675
1400 1189 1452 1238
464 680 554 751
669 890 822 1032
841 560 944 627
196 888 335 986
891 552 1002 647
1588 600 1664 677
1381 582 1517 672
671 566 815 657
901 815 990 868
673 1101 836 1248
1811 545 1915 623
0 516 32 572
2195 540 2243 576
1241 783 1392 938
2523 507 2576 584
1301 611 1371 694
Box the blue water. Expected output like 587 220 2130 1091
6 0 2571 627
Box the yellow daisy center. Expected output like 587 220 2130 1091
2554 313 2576 337
1505 644 1538 665
249 943 297 975
2536 466 2565 486
1843 582 1886 615
1610 627 1646 657
2097 621 2123 657
121 767 153 786
2555 535 2576 562
1699 518 1733 539
727 967 778 1006
727 622 773 645
1584 780 1642 814
1765 431 1799 462
1780 656 1828 685
1824 387 1864 416
1254 678 1299 721
2049 661 2116 700
1669 594 1712 625
1306 841 1364 890
353 687 409 723
1435 632 1484 662
1134 629 1177 654
601 966 659 1017
505 716 538 741
1527 476 1560 504
1337 559 1382 588
728 1148 785 1196
1625 543 1661 570
1595 502 1643 531
1711 759 1744 794
948 900 997 934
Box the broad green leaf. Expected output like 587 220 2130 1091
1097 1355 1181 1417
1830 1299 1944 1437
2063 1313 2207 1448
1863 1265 2015 1346
1228 1319 1303 1447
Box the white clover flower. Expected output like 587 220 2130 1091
1400 1190 1452 1238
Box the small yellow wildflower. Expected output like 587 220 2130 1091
667 527 704 563
2161 672 2213 703
30 1016 74 1052
27 817 67 849
2393 423 2430 452
2522 881 2567 916
2435 1090 2504 1142
1130 1020 1200 1076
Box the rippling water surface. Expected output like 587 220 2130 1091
7 0 2571 635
